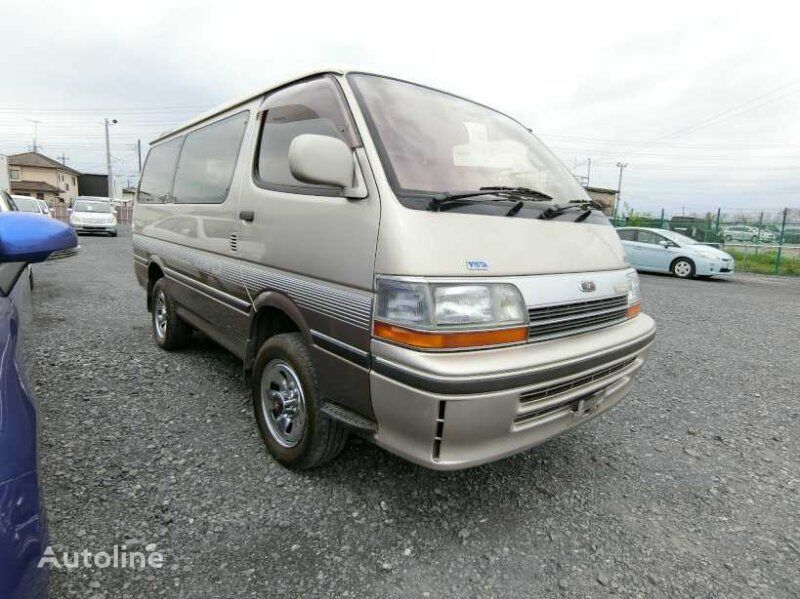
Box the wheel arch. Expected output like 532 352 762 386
246 291 313 371
670 255 695 276
146 256 167 312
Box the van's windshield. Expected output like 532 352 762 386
348 74 602 222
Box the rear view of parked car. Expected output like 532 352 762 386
0 212 78 599
617 227 734 279
133 70 656 471
11 195 50 217
69 198 118 236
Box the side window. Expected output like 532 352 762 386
255 76 359 194
138 138 183 204
172 111 249 204
617 229 636 241
637 231 664 245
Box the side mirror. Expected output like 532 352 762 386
288 134 367 199
67 208 73 214
0 213 78 264
658 240 671 248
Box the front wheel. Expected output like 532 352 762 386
671 258 695 279
252 333 348 469
751 235 758 243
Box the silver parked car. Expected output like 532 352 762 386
617 227 734 279
133 70 656 470
721 225 775 243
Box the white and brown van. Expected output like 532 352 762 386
133 70 656 470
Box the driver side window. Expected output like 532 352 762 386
637 230 665 245
255 76 359 195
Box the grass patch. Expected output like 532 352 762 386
727 249 800 276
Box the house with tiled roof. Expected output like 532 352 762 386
8 151 81 205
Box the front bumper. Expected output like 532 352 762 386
370 313 656 470
696 259 735 277
72 223 117 234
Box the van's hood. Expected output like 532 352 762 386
375 208 629 277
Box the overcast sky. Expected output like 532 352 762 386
2 0 798 217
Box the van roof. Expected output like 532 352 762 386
151 69 531 146
151 69 344 144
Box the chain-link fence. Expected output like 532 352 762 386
611 207 800 276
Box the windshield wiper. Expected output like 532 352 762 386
478 186 553 200
428 187 552 212
538 199 605 221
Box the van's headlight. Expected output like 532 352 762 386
374 278 528 349
626 271 641 319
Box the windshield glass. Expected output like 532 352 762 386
348 74 589 204
74 200 112 213
661 230 701 246
13 197 40 212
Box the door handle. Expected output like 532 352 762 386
239 210 254 222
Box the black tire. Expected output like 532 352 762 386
723 234 732 242
751 235 758 243
151 278 192 350
252 333 348 469
671 258 695 279
110 231 118 237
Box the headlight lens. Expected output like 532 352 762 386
626 271 641 318
375 278 528 349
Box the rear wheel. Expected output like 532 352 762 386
723 234 732 242
252 333 348 469
151 278 192 350
671 258 695 279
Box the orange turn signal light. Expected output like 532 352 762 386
626 302 641 319
373 321 529 349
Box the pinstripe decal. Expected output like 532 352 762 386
133 234 373 330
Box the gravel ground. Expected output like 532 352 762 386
32 228 800 598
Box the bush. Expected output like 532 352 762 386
726 249 800 276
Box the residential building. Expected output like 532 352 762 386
584 186 617 216
8 151 81 205
121 187 137 204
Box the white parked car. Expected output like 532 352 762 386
11 195 50 217
617 227 734 279
36 199 53 217
721 225 775 243
69 198 118 236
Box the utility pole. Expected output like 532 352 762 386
612 162 628 224
27 119 42 153
586 157 591 187
104 118 117 201
137 139 143 174
58 152 69 165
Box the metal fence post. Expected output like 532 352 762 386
714 208 721 243
756 211 764 255
660 208 665 229
774 207 788 275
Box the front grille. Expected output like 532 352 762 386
519 358 635 405
528 295 628 341
514 357 636 425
